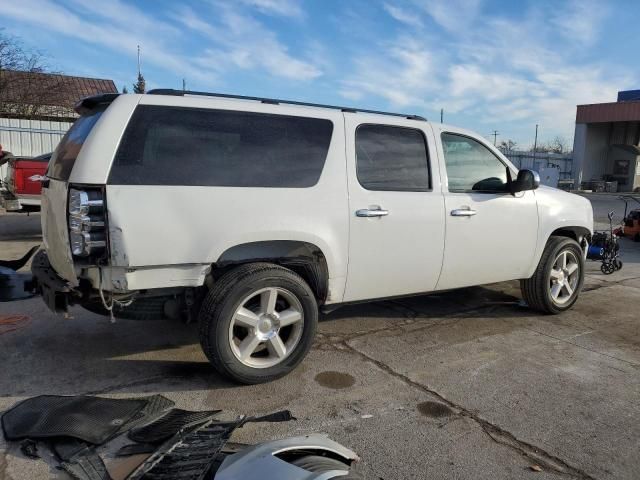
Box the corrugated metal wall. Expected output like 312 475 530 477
0 117 71 157
502 151 573 180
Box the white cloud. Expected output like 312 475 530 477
339 0 626 144
340 37 433 108
551 0 608 46
0 0 321 86
383 3 423 28
417 0 482 32
180 4 321 81
236 0 304 18
0 0 216 84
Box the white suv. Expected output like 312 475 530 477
32 90 593 384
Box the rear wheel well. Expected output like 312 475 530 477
213 241 329 304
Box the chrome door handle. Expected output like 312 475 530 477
450 208 477 217
356 208 389 217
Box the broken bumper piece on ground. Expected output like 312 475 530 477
1 393 356 479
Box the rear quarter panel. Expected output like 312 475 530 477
104 97 349 302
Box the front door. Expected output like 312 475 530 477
434 129 538 290
343 114 445 302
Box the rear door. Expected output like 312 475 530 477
434 128 539 290
343 114 445 302
42 109 104 284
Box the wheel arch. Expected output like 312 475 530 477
550 226 592 243
214 240 330 304
526 225 591 279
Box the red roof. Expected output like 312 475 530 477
576 100 640 124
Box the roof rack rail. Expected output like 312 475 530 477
147 89 426 121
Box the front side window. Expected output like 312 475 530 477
109 106 334 187
441 133 508 193
356 124 430 191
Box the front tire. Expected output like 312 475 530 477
521 236 584 314
199 263 318 384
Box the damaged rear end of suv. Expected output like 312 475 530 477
29 90 340 385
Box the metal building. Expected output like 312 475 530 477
573 90 640 192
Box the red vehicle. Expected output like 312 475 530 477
0 153 51 212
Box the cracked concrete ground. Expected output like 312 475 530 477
1 194 640 479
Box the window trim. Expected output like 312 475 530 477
440 131 512 194
355 123 432 192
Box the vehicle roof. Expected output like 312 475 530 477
76 90 427 122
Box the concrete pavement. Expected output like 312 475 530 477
1 201 639 480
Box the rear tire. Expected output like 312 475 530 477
520 236 584 314
290 455 362 479
198 263 318 384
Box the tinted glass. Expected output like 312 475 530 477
356 125 430 191
48 109 104 180
109 106 334 187
441 133 508 192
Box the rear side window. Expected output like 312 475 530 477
48 109 104 180
356 124 430 191
109 106 334 187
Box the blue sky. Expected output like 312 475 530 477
1 0 638 147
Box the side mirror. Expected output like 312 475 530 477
509 169 540 195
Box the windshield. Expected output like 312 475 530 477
47 108 104 180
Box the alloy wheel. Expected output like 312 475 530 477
228 287 304 368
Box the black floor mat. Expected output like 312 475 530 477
114 394 174 436
128 409 221 444
1 395 147 444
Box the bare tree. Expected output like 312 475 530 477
529 136 571 154
499 139 518 152
0 30 69 119
549 136 569 154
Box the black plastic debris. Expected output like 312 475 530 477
128 410 295 480
115 443 157 457
0 266 35 301
19 439 39 459
2 395 146 444
60 449 111 480
114 394 175 437
52 438 93 462
128 408 221 444
0 246 39 270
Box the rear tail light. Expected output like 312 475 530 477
68 187 107 258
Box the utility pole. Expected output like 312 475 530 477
137 45 141 77
440 108 443 124
533 124 539 162
491 130 499 146
182 78 186 91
